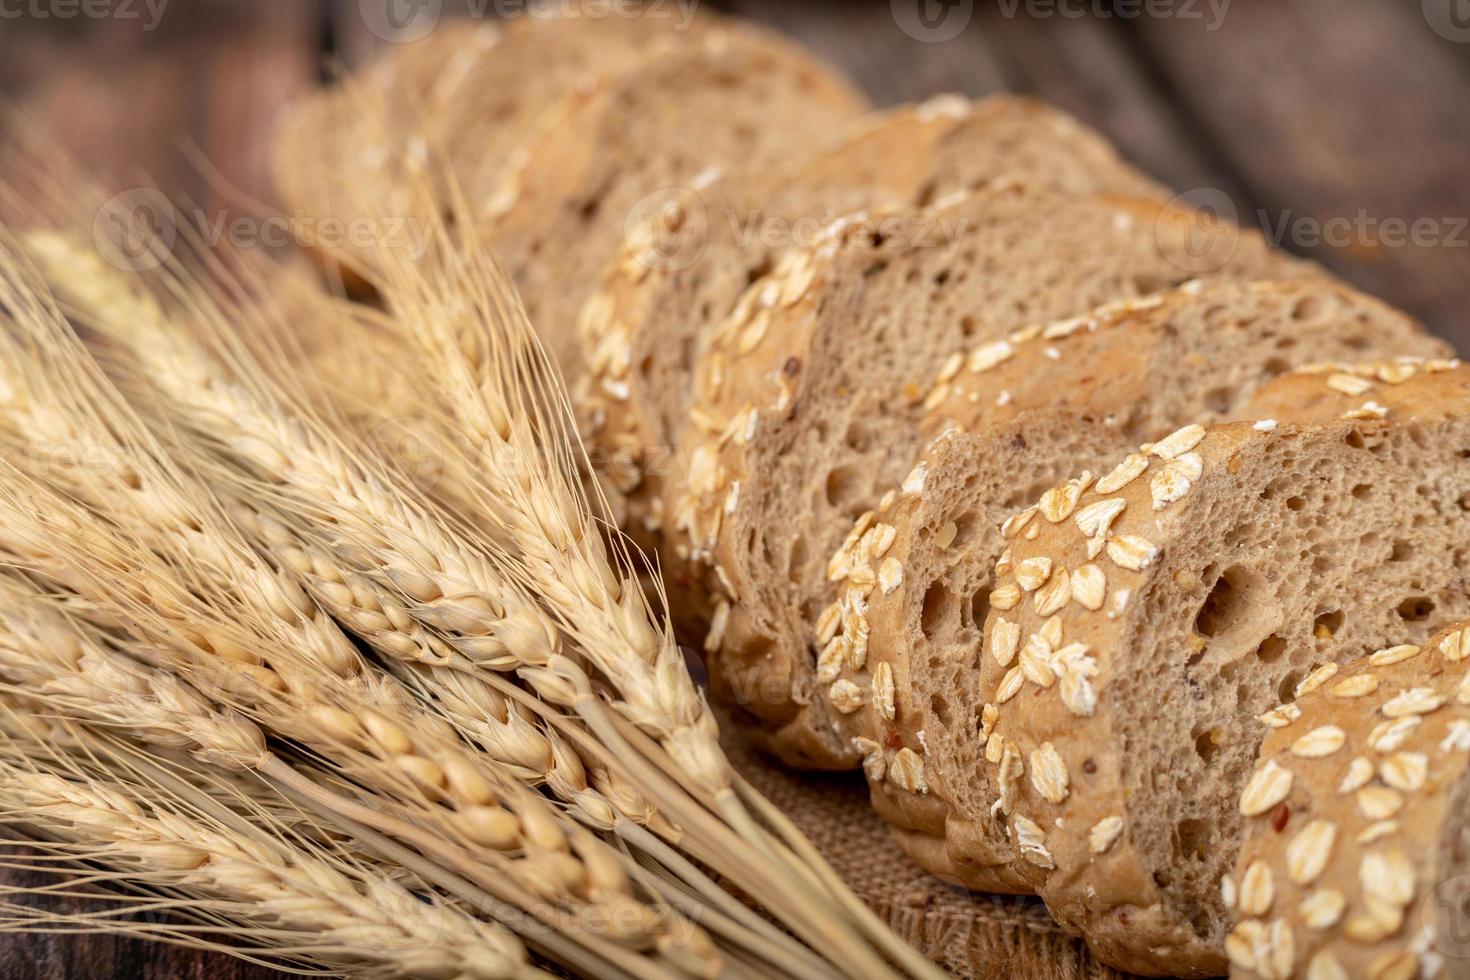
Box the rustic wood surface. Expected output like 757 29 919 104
0 0 1466 976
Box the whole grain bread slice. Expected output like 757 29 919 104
484 22 869 381
961 363 1470 975
577 95 1167 542
1228 619 1470 980
272 11 701 285
669 182 1320 769
827 282 1450 887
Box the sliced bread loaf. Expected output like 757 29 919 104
272 11 698 283
485 23 869 381
668 182 1319 769
824 281 1450 886
962 364 1470 975
1227 619 1470 980
577 95 1167 540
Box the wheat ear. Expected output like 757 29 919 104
15 176 929 976
0 267 710 976
0 706 544 979
356 175 941 979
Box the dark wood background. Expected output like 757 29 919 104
0 0 1467 975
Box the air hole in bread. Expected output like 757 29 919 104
930 693 952 726
1192 729 1221 764
1398 595 1436 622
1277 669 1303 703
1290 294 1326 321
787 537 809 586
1175 818 1211 863
824 465 865 510
1254 635 1287 663
1352 482 1373 500
1313 610 1344 637
920 583 956 641
1391 539 1413 561
844 420 876 452
969 589 992 630
1203 386 1234 415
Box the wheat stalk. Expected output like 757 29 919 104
8 162 935 976
0 703 545 979
0 253 714 978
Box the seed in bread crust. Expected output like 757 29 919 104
828 679 865 714
1299 888 1347 929
1440 628 1470 662
1381 687 1444 717
1379 752 1427 792
1292 725 1346 758
1239 859 1275 916
1331 674 1381 699
1096 454 1148 494
1089 815 1124 854
1286 819 1337 885
1357 820 1399 845
991 617 1020 667
1307 950 1349 980
1075 497 1126 541
1369 644 1422 667
1241 760 1294 816
1297 663 1340 698
889 747 927 793
1150 452 1202 509
1034 571 1072 616
1011 815 1055 869
1015 557 1053 591
996 666 1024 703
872 662 896 721
1151 423 1206 460
1327 373 1374 396
1071 564 1106 611
878 557 903 594
1260 703 1303 728
1361 847 1415 907
1106 534 1159 571
1028 742 1069 803
1369 717 1421 753
989 583 1021 610
1339 756 1374 793
1357 786 1404 820
967 339 1014 373
1055 643 1098 717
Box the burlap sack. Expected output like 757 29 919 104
728 731 1137 979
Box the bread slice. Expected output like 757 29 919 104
668 182 1320 769
577 95 1167 542
959 363 1470 975
272 12 696 284
1228 618 1470 980
823 281 1450 879
485 23 869 381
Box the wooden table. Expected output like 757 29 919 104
0 0 1466 975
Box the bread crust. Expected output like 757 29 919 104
668 187 1321 771
1229 620 1470 980
826 290 1451 890
485 22 869 381
970 364 1470 975
576 95 1168 550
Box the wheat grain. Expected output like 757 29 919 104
10 172 933 977
0 709 543 980
0 257 707 975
